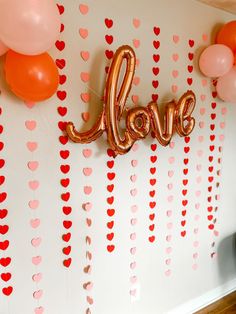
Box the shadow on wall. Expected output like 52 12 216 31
217 233 236 284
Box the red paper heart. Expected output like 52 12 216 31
153 40 160 49
0 159 5 169
150 179 156 186
189 39 194 47
149 213 155 221
187 78 193 85
149 235 155 243
0 225 9 234
105 50 114 59
0 209 8 219
61 178 70 188
107 209 115 217
63 258 72 268
188 53 194 61
149 224 155 231
62 206 72 215
107 172 115 180
149 202 156 209
1 273 11 282
107 196 114 205
152 67 159 76
0 125 3 134
188 65 193 73
105 18 113 28
153 27 160 36
63 246 71 255
57 4 64 14
152 80 159 89
60 165 70 174
151 144 157 151
57 91 67 101
107 149 115 158
107 233 114 241
63 220 72 229
59 75 67 85
150 167 156 174
55 40 65 51
152 94 158 102
0 257 11 267
107 184 114 192
58 107 67 116
59 136 68 145
107 161 114 169
150 156 157 163
0 240 9 250
56 59 66 69
182 200 188 206
60 150 70 159
105 35 113 45
0 175 5 186
107 244 115 253
107 221 114 229
62 233 71 242
61 192 70 202
149 190 155 197
0 192 7 203
153 54 160 63
58 121 67 131
181 231 186 237
2 286 13 296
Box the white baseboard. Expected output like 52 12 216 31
167 277 236 314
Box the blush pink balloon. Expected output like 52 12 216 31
199 44 234 78
216 66 236 103
0 0 61 55
0 40 8 56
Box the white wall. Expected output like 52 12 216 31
0 1 236 313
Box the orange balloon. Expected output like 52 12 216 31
216 21 236 53
5 50 59 102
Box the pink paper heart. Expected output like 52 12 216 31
130 188 137 197
132 143 139 151
195 190 201 198
193 253 198 259
83 202 92 212
130 275 137 284
131 160 138 167
133 39 140 48
27 142 38 152
167 222 173 229
133 76 140 86
197 150 203 157
168 156 175 164
172 53 179 62
130 175 137 182
192 264 198 270
31 237 42 247
130 247 136 255
83 149 92 158
24 101 35 108
221 107 227 115
173 35 179 43
28 161 39 171
130 262 136 269
195 203 200 210
200 108 205 115
193 241 199 247
214 230 219 237
81 93 90 103
131 218 137 225
32 273 42 283
172 85 178 93
167 183 173 190
166 247 172 254
166 235 172 242
132 95 139 104
130 233 136 240
167 195 173 203
201 79 208 86
25 120 37 130
200 94 206 101
80 72 90 82
133 18 140 28
196 176 202 183
29 200 39 209
131 205 138 213
80 51 90 61
34 307 44 314
165 258 171 265
169 142 175 149
199 121 204 129
83 168 92 176
84 186 92 195
219 134 225 142
202 33 208 42
168 170 174 178
29 180 39 191
172 70 179 78
166 210 172 217
33 290 43 299
32 256 42 265
196 164 202 171
130 289 137 296
220 122 225 129
79 4 89 14
194 215 200 221
198 136 204 142
30 219 40 228
165 269 171 276
79 28 88 39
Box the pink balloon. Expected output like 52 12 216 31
0 40 8 56
0 0 61 55
216 66 236 103
199 44 234 77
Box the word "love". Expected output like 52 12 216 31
66 45 196 156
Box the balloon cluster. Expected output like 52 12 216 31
199 21 236 103
0 0 61 103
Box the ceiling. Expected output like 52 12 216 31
197 0 236 14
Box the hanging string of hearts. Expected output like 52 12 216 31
0 0 61 103
199 20 236 103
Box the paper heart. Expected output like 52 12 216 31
32 256 42 265
80 72 90 82
221 107 227 115
130 262 136 269
130 233 136 241
83 149 92 158
83 203 92 212
2 286 13 296
199 121 204 129
32 273 42 283
83 282 93 291
149 235 155 243
31 237 41 247
28 161 39 171
24 101 35 108
130 188 137 197
172 54 179 62
107 245 115 253
130 175 137 182
1 272 11 282
79 4 89 14
30 219 40 229
166 210 172 217
133 18 140 28
201 79 208 86
168 156 175 164
130 247 136 254
131 160 138 167
131 218 137 226
133 76 140 86
166 247 172 254
105 18 113 28
196 164 202 171
173 35 179 43
200 94 206 101
171 85 178 93
130 289 137 296
202 33 208 42
193 241 199 247
168 170 174 177
81 51 90 61
130 275 137 284
169 142 175 149
133 39 140 48
167 222 173 229
83 168 92 176
197 150 203 157
166 235 172 242
28 200 39 209
165 258 171 265
172 70 179 78
198 136 204 142
193 253 198 259
25 120 37 131
34 307 44 314
33 290 43 299
27 142 38 152
81 93 90 103
79 28 88 39
167 183 173 190
192 264 198 271
131 95 139 104
131 205 138 213
219 134 225 142
29 180 39 191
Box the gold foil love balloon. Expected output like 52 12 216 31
66 45 196 156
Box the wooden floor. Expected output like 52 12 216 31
195 291 236 313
